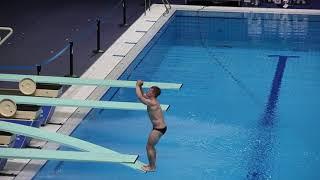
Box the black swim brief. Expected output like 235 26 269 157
153 126 167 135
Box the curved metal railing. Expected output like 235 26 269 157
0 27 13 46
162 0 172 15
144 0 171 15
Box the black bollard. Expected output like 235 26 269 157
93 19 104 54
36 64 41 75
119 0 128 27
65 41 77 77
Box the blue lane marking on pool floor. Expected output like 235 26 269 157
247 55 300 180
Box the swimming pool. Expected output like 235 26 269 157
34 10 320 179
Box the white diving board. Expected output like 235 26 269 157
0 73 183 90
0 95 170 111
0 149 138 163
0 121 146 172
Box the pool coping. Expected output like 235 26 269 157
2 4 319 180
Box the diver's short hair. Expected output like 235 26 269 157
151 86 161 97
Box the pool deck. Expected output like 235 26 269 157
1 2 320 180
1 4 173 180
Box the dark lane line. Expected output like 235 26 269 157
247 55 299 180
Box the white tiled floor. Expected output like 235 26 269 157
0 176 15 180
1 159 30 176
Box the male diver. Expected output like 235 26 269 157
136 80 167 172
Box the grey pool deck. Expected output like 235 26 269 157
1 4 172 180
1 3 320 180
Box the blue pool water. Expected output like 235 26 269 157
35 11 320 179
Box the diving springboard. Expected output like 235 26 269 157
0 149 138 163
0 73 183 90
0 95 170 111
0 121 147 172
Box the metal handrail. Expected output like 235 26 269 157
144 0 171 15
0 27 13 46
162 0 171 15
144 0 151 15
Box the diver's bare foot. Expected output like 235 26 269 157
142 165 156 172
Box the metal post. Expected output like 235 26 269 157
36 64 41 75
144 0 151 15
69 41 74 76
119 0 128 27
93 19 104 54
66 41 77 77
144 0 147 15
